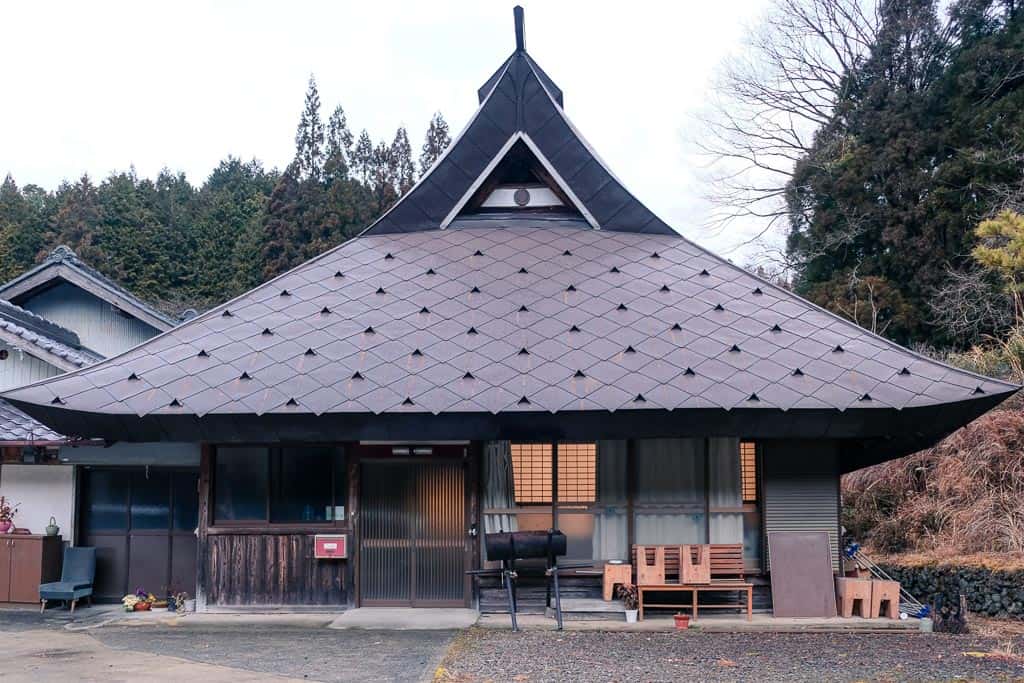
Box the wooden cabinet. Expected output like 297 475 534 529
0 535 62 603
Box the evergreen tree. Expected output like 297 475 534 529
419 112 451 174
294 76 325 180
391 126 416 195
783 0 1024 346
369 140 398 215
352 130 374 185
325 105 353 182
260 164 305 280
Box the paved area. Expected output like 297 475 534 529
0 628 307 682
92 624 455 682
330 607 479 630
439 628 1024 682
0 608 456 682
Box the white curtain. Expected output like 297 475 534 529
482 440 518 533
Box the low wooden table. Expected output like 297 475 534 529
603 563 631 601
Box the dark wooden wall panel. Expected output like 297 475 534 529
205 533 347 606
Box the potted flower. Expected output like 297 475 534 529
674 612 690 630
0 497 18 534
617 583 639 623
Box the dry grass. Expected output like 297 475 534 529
843 403 1024 556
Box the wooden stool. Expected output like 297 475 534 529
603 563 632 601
835 577 872 618
871 580 900 619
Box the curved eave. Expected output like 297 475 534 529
10 389 1014 471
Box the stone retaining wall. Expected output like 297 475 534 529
880 563 1024 619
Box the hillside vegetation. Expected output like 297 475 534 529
843 334 1024 558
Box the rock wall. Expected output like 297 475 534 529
881 563 1024 619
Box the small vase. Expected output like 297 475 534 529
674 614 690 630
624 609 638 623
0 521 11 534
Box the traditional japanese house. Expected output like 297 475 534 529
4 8 1016 611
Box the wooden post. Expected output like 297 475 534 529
348 445 360 608
195 443 212 612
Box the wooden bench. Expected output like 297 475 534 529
630 544 753 621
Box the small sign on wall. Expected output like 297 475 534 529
313 534 347 559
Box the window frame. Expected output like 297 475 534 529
509 442 597 507
210 444 348 529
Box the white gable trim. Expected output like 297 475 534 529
439 131 601 230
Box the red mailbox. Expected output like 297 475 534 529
313 534 347 559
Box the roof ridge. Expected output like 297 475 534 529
0 245 178 329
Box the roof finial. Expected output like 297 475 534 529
514 6 525 52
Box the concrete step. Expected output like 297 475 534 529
546 598 629 622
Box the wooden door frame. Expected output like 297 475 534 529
353 444 474 608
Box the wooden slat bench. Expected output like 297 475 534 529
630 544 753 621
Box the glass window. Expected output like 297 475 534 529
635 438 706 545
333 450 348 520
511 443 552 503
130 470 170 530
557 443 596 504
214 447 268 522
510 443 596 504
172 471 199 531
741 441 758 502
82 469 130 532
270 447 334 523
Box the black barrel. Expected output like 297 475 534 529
484 530 567 562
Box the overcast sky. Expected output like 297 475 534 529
1 1 776 258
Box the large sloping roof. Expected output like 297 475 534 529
0 245 177 331
2 9 1015 469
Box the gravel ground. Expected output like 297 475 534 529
438 629 1024 682
92 624 455 683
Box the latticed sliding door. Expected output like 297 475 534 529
359 459 466 606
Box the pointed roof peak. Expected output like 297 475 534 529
362 10 674 237
514 5 525 52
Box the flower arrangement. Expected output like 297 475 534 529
0 496 18 532
122 587 159 611
0 496 18 523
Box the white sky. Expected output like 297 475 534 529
0 1 777 259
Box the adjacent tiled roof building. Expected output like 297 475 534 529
4 11 1016 470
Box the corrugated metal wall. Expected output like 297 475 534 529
762 440 840 571
0 341 61 391
21 282 159 358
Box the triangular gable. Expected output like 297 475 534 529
441 132 599 229
364 47 675 236
0 246 176 332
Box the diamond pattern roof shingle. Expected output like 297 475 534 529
2 225 1015 420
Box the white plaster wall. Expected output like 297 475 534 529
0 464 75 540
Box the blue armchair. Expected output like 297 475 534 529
39 546 95 613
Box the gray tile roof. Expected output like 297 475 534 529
0 399 63 443
2 224 1015 420
0 299 102 369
